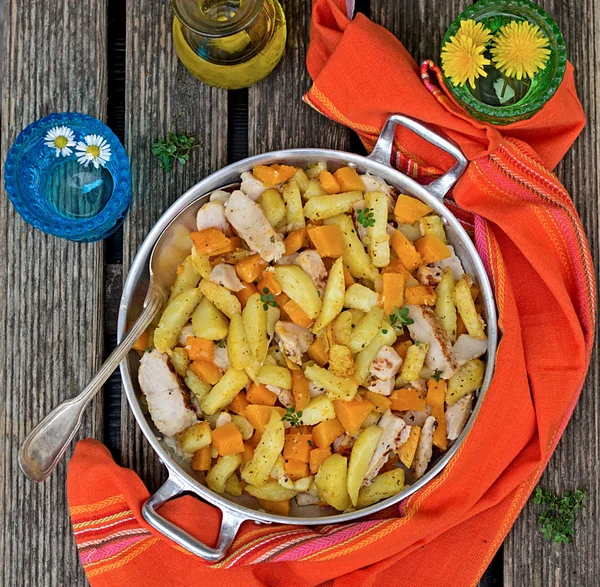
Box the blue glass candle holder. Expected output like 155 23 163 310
4 112 131 242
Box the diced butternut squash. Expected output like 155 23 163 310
242 443 254 463
257 270 283 296
186 337 214 362
189 360 222 385
457 314 467 337
333 166 365 192
257 498 291 515
191 229 235 256
191 446 212 471
131 328 149 352
414 234 451 264
318 170 341 194
426 378 448 451
248 430 262 448
393 340 413 360
307 225 345 258
284 228 307 256
283 433 313 463
333 399 375 435
235 254 268 283
309 447 332 474
394 194 432 224
235 282 258 308
312 417 345 448
211 422 244 456
363 390 392 414
246 382 278 406
397 425 421 468
283 299 313 328
245 405 287 434
405 285 436 306
390 230 423 271
292 370 311 411
252 164 298 186
284 459 310 481
229 392 249 417
307 337 329 366
381 272 405 315
389 387 426 411
343 265 355 288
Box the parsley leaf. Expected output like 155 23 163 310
152 129 199 173
260 288 278 311
388 306 414 333
533 488 587 544
281 408 303 426
216 339 227 349
356 207 376 228
432 369 442 382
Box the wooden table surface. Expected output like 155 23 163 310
1 1 598 585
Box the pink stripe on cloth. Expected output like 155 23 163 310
79 533 150 565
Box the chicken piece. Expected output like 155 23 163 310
370 345 403 381
177 322 194 347
215 412 232 428
352 200 369 243
410 378 427 394
361 173 392 194
446 394 474 441
412 416 437 479
368 376 395 397
416 265 443 287
209 263 245 292
453 334 487 366
266 385 295 408
275 321 314 366
224 190 285 262
296 492 320 507
433 245 464 280
398 405 432 427
309 381 326 397
162 435 194 461
196 201 232 236
138 350 198 437
363 410 410 485
294 250 328 294
213 345 231 372
240 171 268 200
406 305 458 379
333 433 355 458
209 189 231 203
386 223 396 237
277 253 299 266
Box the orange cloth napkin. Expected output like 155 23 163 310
67 2 595 585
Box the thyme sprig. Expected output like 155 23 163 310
260 288 278 311
533 488 588 544
356 207 375 228
282 407 303 426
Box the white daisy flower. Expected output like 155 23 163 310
75 134 112 169
44 126 76 157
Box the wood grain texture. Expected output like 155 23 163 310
121 0 228 492
0 1 107 586
372 1 599 585
247 0 352 154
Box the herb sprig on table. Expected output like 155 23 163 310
533 488 588 544
152 130 199 172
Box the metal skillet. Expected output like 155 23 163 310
112 114 497 561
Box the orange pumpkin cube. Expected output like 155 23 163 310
333 399 375 435
186 337 214 362
211 422 244 456
333 166 365 192
307 337 328 366
393 340 412 360
309 447 332 475
283 300 313 328
252 164 298 186
235 254 269 283
245 405 287 434
257 498 291 516
190 228 233 256
318 170 341 194
307 225 345 258
363 391 392 414
426 378 448 451
284 459 310 481
390 230 423 271
257 270 283 296
414 234 451 264
284 228 307 256
229 392 250 417
405 285 436 306
397 425 421 468
191 446 212 471
389 387 426 412
381 272 405 315
394 194 432 224
246 382 278 406
189 360 222 385
292 370 311 411
283 433 313 463
312 418 345 449
241 443 254 463
131 327 150 352
235 282 259 308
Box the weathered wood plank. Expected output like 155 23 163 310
247 0 352 154
0 0 107 585
121 2 229 491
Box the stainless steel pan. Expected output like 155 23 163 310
117 114 498 561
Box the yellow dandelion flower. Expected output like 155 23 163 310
441 35 490 88
491 20 551 80
455 19 492 46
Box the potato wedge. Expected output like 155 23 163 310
293 168 309 194
258 188 287 228
399 342 429 382
154 288 203 353
344 283 380 313
170 347 189 377
356 468 405 508
282 180 306 231
332 310 353 346
257 365 292 389
178 421 212 454
324 214 377 281
435 267 457 342
184 369 212 401
306 161 327 179
303 178 327 199
231 414 254 440
206 454 243 494
199 279 242 319
364 192 391 268
303 191 363 221
446 359 485 405
274 265 322 319
191 247 212 279
169 255 201 302
192 297 229 340
304 363 358 401
453 275 486 340
315 454 351 511
242 410 285 486
224 473 243 497
347 425 383 506
354 325 397 385
299 394 336 425
200 368 249 415
227 314 252 371
243 292 269 363
246 481 298 502
348 306 384 354
328 344 355 378
312 258 345 332
420 215 447 243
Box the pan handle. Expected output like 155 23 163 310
367 114 467 200
142 474 244 562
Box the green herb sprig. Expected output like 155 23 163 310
282 407 303 426
357 208 375 228
216 339 227 349
260 288 278 311
152 130 199 173
432 369 442 382
389 306 414 333
533 488 588 544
